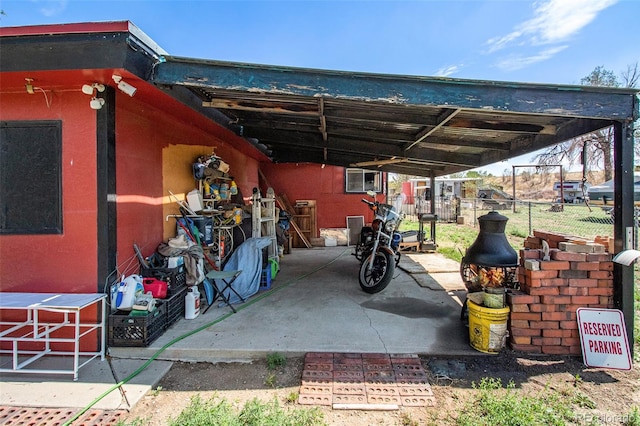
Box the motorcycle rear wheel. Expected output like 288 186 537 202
359 250 395 293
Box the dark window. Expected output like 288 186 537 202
345 168 382 193
0 121 62 234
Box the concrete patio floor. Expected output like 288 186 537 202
1 246 480 417
109 246 478 363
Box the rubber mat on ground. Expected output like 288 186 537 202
298 352 435 409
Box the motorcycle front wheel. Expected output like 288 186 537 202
359 250 395 294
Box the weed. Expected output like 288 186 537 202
400 411 419 426
572 391 596 409
265 372 277 388
168 395 238 426
267 352 287 370
458 377 575 426
167 394 326 426
625 406 640 426
239 397 326 426
286 391 299 404
573 374 583 386
150 385 162 396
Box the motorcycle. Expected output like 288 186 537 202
355 191 403 293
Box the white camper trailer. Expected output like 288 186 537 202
553 180 590 203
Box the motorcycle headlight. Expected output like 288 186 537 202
385 221 396 233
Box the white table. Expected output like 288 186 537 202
0 293 106 380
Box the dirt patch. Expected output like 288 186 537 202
124 352 639 425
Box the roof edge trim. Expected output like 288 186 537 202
0 21 169 56
162 55 640 96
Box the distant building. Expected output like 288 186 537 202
409 177 481 202
553 180 590 203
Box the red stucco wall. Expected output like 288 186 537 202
113 94 260 270
0 91 99 293
0 82 260 294
0 78 259 353
260 163 386 233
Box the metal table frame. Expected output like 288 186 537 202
0 293 106 380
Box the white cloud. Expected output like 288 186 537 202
486 0 618 53
33 0 68 17
435 64 462 77
495 45 569 71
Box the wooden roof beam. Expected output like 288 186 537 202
404 108 461 152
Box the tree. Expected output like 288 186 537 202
534 64 638 182
621 63 640 146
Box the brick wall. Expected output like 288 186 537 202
507 231 614 354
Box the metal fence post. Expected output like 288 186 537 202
473 197 477 227
528 201 532 236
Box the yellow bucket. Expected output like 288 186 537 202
467 299 510 353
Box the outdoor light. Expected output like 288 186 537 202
81 83 105 96
90 97 105 110
613 249 640 266
112 75 137 97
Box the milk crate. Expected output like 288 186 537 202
260 266 272 291
140 264 186 291
107 303 167 347
165 285 188 329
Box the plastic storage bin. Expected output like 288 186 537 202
260 266 272 291
165 285 188 328
108 303 167 347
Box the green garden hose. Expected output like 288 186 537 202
64 247 350 426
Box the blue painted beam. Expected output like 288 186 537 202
153 57 638 120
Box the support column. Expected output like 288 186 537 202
612 120 635 351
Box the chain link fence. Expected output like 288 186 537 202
397 195 638 249
460 198 640 249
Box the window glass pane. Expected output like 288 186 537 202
364 172 376 191
345 168 381 193
346 169 363 192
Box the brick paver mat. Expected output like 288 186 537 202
0 406 126 426
298 352 435 410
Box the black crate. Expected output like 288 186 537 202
108 303 167 347
140 264 186 291
165 285 188 329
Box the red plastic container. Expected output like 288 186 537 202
143 278 168 299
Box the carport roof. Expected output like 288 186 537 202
151 56 639 177
1 21 637 177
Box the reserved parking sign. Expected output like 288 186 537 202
577 308 632 370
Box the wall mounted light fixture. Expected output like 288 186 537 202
81 82 106 110
112 75 137 97
89 97 105 110
81 83 105 95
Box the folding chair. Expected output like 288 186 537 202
204 269 244 313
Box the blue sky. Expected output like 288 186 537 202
1 0 638 175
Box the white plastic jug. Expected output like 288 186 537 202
185 286 200 319
115 274 143 311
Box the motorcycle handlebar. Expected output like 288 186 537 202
361 198 375 206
